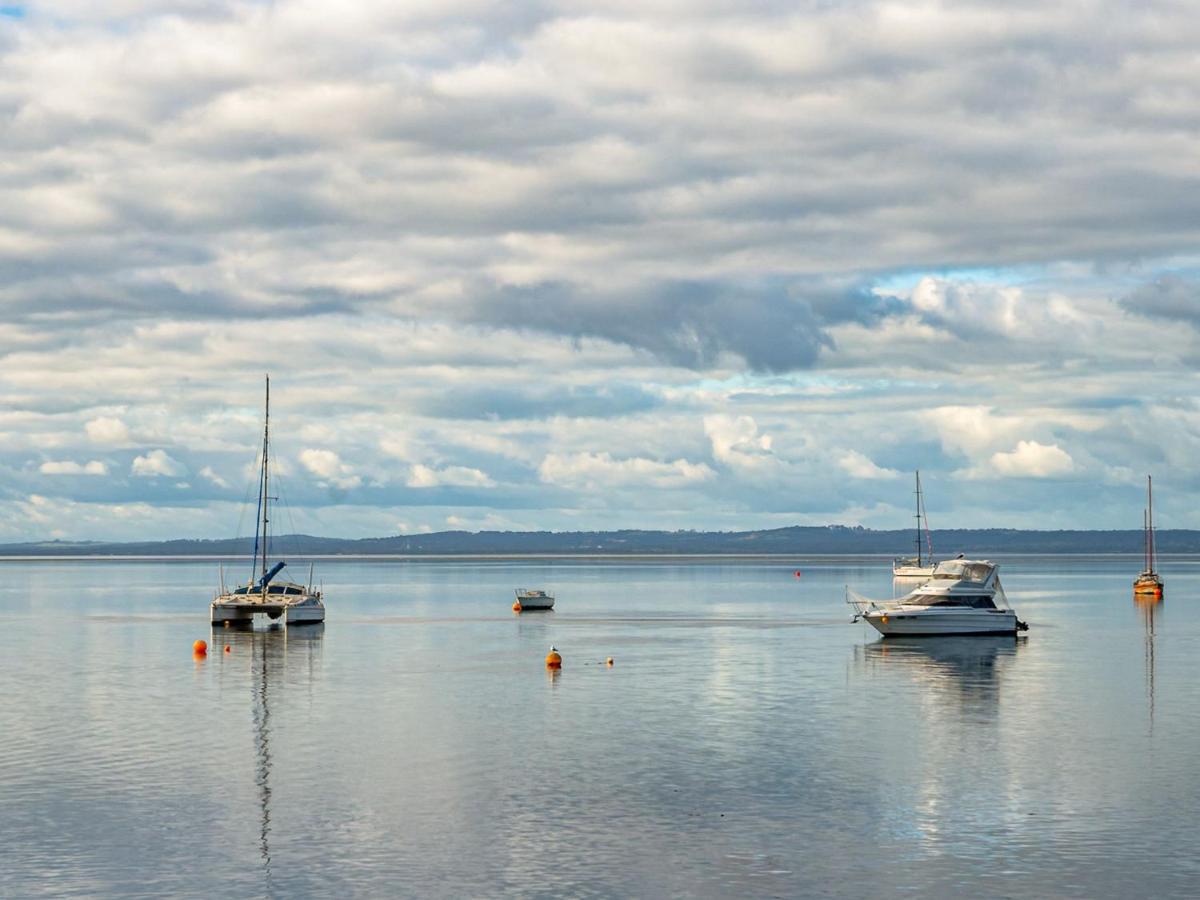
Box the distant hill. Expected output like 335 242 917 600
0 525 1190 556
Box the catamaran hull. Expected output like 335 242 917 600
286 602 325 624
864 610 1018 636
211 598 325 625
211 602 254 625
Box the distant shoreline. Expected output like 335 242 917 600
0 551 1190 563
0 524 1192 558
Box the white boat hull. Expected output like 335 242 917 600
211 595 325 626
515 595 554 610
286 601 325 624
893 564 937 578
864 609 1017 636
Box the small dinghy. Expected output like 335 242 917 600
513 589 554 611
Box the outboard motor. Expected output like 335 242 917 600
255 560 287 591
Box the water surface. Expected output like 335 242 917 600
1 557 1197 898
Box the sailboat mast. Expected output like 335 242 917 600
1143 508 1149 572
260 375 271 585
914 470 923 566
1147 474 1155 574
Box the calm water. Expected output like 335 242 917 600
1 556 1197 898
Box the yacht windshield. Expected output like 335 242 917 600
908 593 997 609
932 561 994 582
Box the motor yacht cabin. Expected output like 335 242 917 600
849 559 1027 636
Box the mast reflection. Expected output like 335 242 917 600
214 624 324 888
1134 595 1161 733
252 631 273 878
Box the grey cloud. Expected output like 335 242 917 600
1120 276 1200 326
470 280 838 372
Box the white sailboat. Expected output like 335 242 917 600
892 470 937 577
211 376 325 626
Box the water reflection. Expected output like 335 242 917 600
1135 596 1161 732
212 625 324 892
855 636 1023 717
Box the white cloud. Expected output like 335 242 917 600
704 414 775 472
198 465 229 489
920 406 1027 457
39 459 108 475
988 441 1075 478
379 436 413 460
407 463 495 488
131 449 185 477
85 417 131 445
838 450 900 480
538 451 714 489
956 440 1075 480
299 448 362 490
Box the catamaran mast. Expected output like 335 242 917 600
261 375 271 586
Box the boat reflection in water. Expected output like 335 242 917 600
212 624 324 890
1135 594 1162 733
856 635 1024 718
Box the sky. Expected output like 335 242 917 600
1 0 1199 541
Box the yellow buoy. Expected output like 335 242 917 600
545 646 562 668
193 639 208 655
512 601 522 612
606 657 614 667
880 615 888 625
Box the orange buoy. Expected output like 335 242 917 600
606 657 614 667
545 646 562 668
512 601 522 612
794 570 802 578
224 645 231 654
193 639 208 655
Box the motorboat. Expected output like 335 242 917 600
514 589 554 611
892 470 937 578
211 377 325 627
1133 475 1164 598
848 558 1027 636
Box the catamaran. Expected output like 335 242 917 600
1133 475 1164 598
892 471 937 577
211 377 325 626
849 558 1028 636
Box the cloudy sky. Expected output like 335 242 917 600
1 0 1198 541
